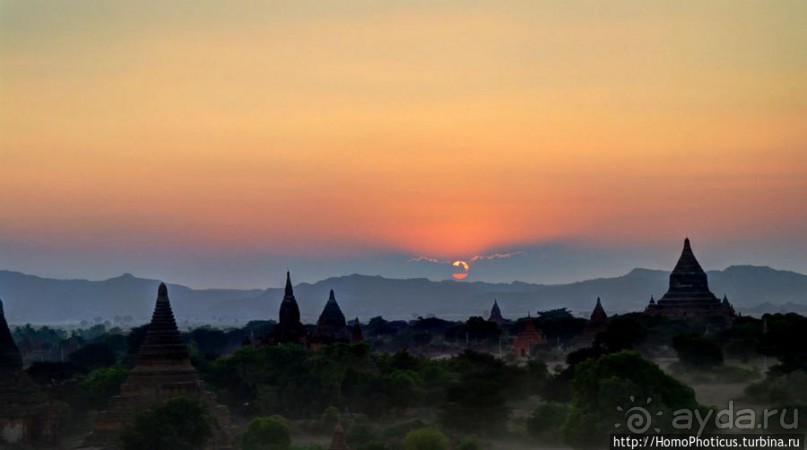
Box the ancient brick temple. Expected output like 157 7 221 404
313 290 350 344
83 284 233 449
488 299 506 325
576 297 609 346
266 272 308 345
512 315 546 357
0 298 58 446
644 238 736 323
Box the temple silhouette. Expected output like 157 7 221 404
266 272 359 347
577 297 609 346
82 283 234 449
265 272 308 345
512 315 546 357
314 289 350 344
487 299 506 325
0 299 58 446
644 238 736 322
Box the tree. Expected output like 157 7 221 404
562 351 698 449
404 427 448 450
527 402 570 441
440 351 510 435
68 342 117 371
241 416 292 450
81 365 129 409
456 436 483 450
595 317 647 351
673 333 723 369
120 398 212 450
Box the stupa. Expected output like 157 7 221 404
314 290 350 344
84 283 233 449
644 238 736 323
487 299 506 325
577 297 609 346
266 272 308 345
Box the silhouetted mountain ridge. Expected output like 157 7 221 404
0 265 805 325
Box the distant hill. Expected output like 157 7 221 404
1 265 806 325
0 270 262 325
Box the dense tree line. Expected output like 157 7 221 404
13 311 807 449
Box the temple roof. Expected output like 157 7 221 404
589 297 608 323
0 298 48 417
667 238 710 295
279 271 302 326
0 298 23 372
316 290 349 341
135 283 191 367
267 272 307 344
319 290 346 326
645 238 735 322
488 299 506 324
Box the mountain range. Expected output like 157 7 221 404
1 266 806 326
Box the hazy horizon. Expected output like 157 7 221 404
2 237 806 290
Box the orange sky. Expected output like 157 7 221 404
1 2 806 286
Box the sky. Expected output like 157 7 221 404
1 1 806 289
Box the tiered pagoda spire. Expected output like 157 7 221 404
576 297 609 347
280 271 301 325
134 283 191 368
645 238 736 322
266 272 308 345
85 284 233 449
488 299 506 325
0 299 23 372
590 297 608 324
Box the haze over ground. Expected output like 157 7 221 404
1 2 805 288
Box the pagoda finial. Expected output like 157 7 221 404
158 282 168 299
596 296 601 306
0 298 4 316
285 271 294 297
329 289 335 301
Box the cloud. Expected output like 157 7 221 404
408 251 526 266
469 251 526 262
407 256 445 264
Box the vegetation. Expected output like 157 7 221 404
242 416 292 450
120 398 212 450
11 311 807 449
673 333 724 369
527 402 570 442
404 427 449 450
563 351 698 448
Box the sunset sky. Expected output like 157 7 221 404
1 1 806 288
